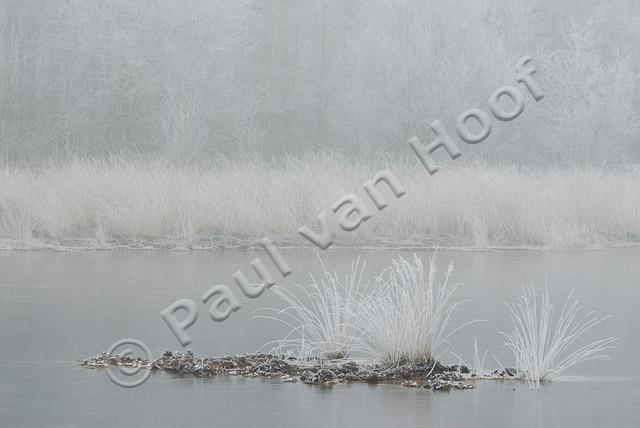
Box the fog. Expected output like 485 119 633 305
0 0 638 164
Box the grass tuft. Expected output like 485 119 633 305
254 256 368 361
356 253 477 365
501 285 617 389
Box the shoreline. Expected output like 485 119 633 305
5 239 640 252
79 350 521 391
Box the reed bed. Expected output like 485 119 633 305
1 155 640 249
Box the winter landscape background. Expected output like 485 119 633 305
1 0 639 250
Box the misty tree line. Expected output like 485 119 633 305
0 0 637 164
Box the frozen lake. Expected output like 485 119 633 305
1 248 639 427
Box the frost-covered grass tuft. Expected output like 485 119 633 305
254 256 368 360
501 286 616 389
257 253 474 365
356 253 475 365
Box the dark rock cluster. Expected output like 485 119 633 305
81 350 301 378
80 350 475 390
491 368 519 377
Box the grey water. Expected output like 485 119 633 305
1 248 639 427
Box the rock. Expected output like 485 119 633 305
338 361 359 373
364 371 379 383
450 364 470 374
492 368 518 377
301 369 337 384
